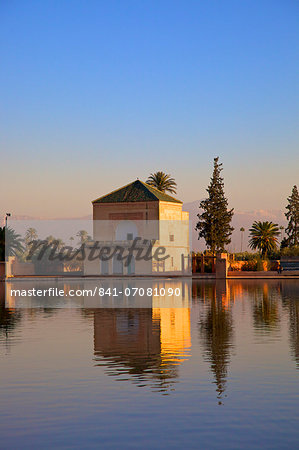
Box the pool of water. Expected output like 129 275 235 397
0 279 298 449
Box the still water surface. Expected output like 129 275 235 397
0 279 298 449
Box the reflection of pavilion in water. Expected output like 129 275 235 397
94 306 191 393
5 278 192 392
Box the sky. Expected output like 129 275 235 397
0 0 298 218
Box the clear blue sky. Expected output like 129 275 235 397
1 0 298 217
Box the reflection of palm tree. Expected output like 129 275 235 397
0 226 24 261
0 305 22 339
199 284 233 404
0 283 22 342
252 284 280 333
146 172 177 194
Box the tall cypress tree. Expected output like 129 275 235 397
196 157 234 254
285 185 299 247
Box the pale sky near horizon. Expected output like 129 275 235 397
1 0 298 218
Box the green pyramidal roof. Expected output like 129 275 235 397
92 180 182 204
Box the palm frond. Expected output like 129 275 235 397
146 171 177 194
248 221 280 256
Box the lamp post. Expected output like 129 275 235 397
240 227 245 252
5 213 11 227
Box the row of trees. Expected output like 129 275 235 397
239 186 299 257
1 165 297 259
0 227 92 261
146 161 298 257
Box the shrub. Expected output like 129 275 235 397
280 246 299 257
256 256 265 271
239 257 273 271
268 260 279 271
233 252 259 261
267 249 281 260
241 260 258 271
204 260 213 273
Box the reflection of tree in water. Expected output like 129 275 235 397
288 301 299 368
198 282 233 404
192 281 216 306
0 305 22 338
252 283 280 333
93 308 190 394
281 281 299 369
0 282 22 346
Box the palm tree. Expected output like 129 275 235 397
240 227 245 252
54 239 65 250
45 236 65 250
45 235 56 245
76 230 91 245
25 227 38 246
146 171 177 194
0 226 24 261
249 221 280 257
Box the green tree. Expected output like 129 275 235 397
249 221 280 257
44 236 65 250
195 157 234 254
0 226 24 261
45 235 56 244
76 230 91 245
285 185 299 247
25 227 38 247
54 239 65 250
146 171 177 194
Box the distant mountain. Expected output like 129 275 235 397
5 207 286 252
4 214 92 222
183 201 286 251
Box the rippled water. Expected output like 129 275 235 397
0 279 299 449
